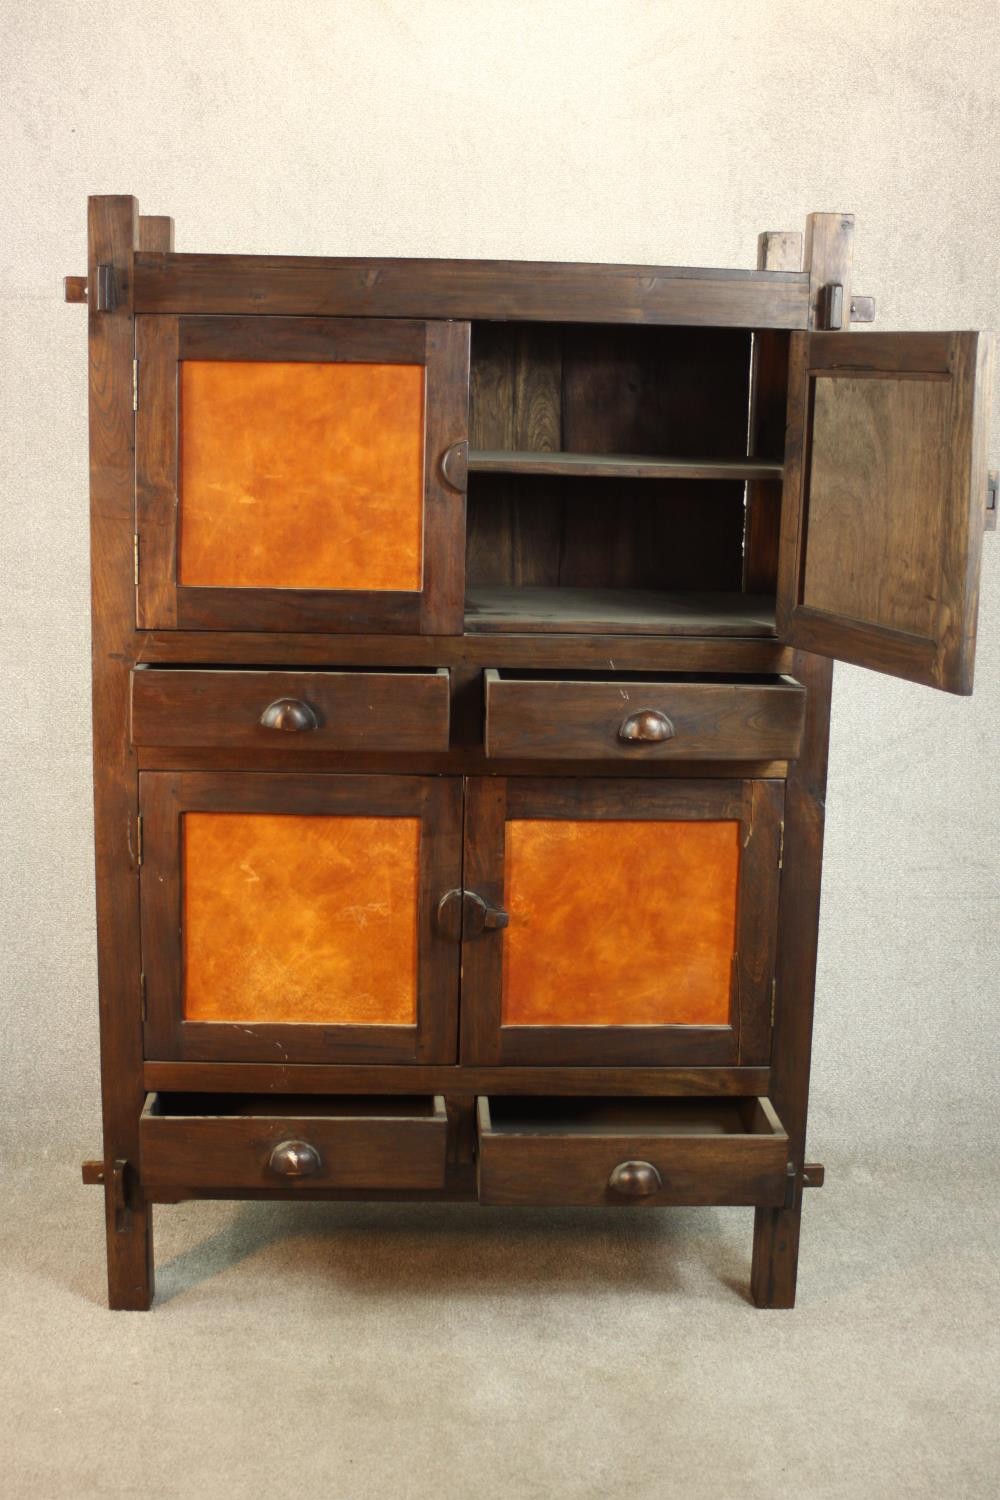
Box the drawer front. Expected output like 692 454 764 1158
131 668 450 752
484 671 804 761
476 1097 789 1207
140 1094 448 1191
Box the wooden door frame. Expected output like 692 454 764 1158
139 771 462 1064
459 776 784 1067
134 313 470 634
777 329 994 694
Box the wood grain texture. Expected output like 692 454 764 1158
465 587 777 636
141 1093 448 1191
132 631 794 673
744 230 798 593
803 213 854 332
468 451 782 481
483 670 805 761
778 331 994 693
477 1096 788 1207
86 196 153 1310
141 1062 772 1096
500 817 741 1026
751 652 833 1308
805 375 950 635
130 668 450 753
134 251 810 328
138 216 174 253
178 359 426 590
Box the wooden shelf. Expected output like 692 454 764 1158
465 587 778 637
468 450 784 482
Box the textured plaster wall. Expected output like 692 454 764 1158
2 0 998 1168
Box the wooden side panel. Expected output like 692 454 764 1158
178 360 425 591
501 819 741 1026
183 813 421 1024
86 196 154 1310
744 230 799 593
466 324 563 586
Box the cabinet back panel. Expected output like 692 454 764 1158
467 324 751 593
467 475 745 590
178 360 426 591
182 812 421 1024
500 818 740 1026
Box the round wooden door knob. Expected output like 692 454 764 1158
267 1140 322 1177
608 1160 662 1197
618 709 674 743
259 698 319 732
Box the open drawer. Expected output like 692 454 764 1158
140 1093 448 1191
484 670 805 761
476 1096 789 1207
131 667 450 753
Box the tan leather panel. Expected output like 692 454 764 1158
183 813 420 1024
501 819 740 1026
178 360 425 590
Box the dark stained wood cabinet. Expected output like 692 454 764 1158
72 199 995 1309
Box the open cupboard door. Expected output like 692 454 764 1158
777 331 994 693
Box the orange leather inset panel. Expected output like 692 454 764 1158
178 361 425 591
501 819 740 1027
183 813 420 1025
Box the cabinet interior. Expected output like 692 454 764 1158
465 322 786 635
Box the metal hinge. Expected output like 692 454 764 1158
778 820 785 870
820 282 844 330
132 359 139 411
95 263 117 313
986 469 998 532
770 978 777 1028
135 813 143 867
133 532 140 587
140 971 147 1022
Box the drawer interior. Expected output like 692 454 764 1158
490 670 796 686
479 1096 778 1137
145 1093 442 1120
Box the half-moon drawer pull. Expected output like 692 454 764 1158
259 698 319 732
608 1160 662 1197
618 709 674 743
267 1140 322 1177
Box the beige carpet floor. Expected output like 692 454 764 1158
2 1157 998 1499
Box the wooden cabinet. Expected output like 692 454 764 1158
75 198 994 1310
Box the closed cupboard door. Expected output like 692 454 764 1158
135 316 470 633
778 331 994 693
459 777 783 1066
139 773 462 1064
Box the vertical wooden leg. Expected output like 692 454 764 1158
105 1186 154 1311
751 1200 801 1309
